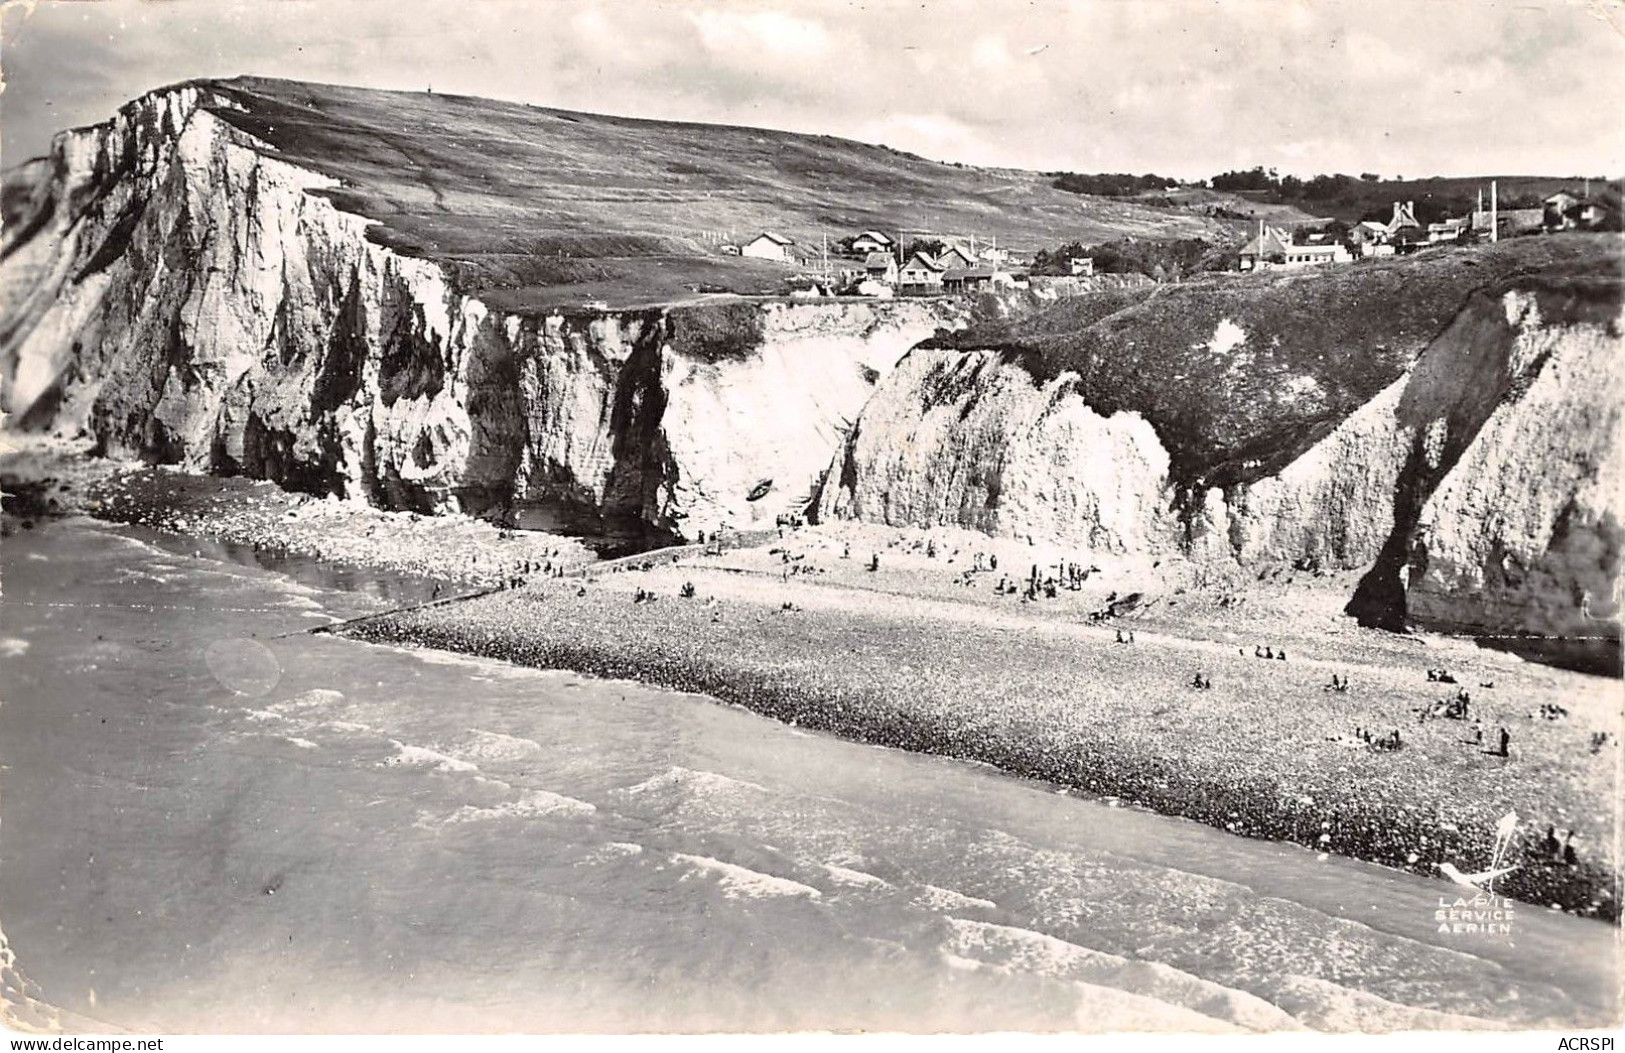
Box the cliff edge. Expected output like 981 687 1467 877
819 239 1625 672
0 81 968 540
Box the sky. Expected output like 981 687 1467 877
2 0 1623 180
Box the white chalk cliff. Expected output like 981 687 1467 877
4 81 1620 670
0 84 962 539
820 275 1624 669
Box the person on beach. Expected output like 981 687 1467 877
1497 727 1511 757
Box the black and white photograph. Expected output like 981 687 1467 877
0 0 1621 1038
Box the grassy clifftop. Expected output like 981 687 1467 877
928 236 1623 495
171 76 1243 311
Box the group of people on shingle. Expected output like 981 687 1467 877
1357 726 1404 751
1543 824 1580 866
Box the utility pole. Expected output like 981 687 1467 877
1491 180 1498 243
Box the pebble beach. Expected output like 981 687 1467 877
5 437 1619 919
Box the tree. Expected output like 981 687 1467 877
902 237 946 261
1050 172 1177 197
1210 166 1278 192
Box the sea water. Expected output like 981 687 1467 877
0 517 1615 1032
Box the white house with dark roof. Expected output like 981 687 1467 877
934 245 977 270
742 231 796 263
849 230 894 255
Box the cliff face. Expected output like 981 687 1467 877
821 259 1625 671
1 85 962 540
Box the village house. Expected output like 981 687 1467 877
863 251 899 284
1348 221 1396 257
1574 199 1616 228
1068 256 1095 276
943 264 1027 293
1236 226 1290 271
1544 190 1580 222
1425 216 1471 243
1469 207 1544 238
934 245 977 271
898 251 946 294
741 231 797 263
1385 200 1420 235
1544 190 1617 231
1238 225 1352 271
849 230 894 255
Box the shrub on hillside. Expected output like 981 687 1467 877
666 303 766 362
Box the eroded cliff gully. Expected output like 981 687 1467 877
0 85 964 542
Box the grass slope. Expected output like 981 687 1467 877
184 76 1241 310
927 235 1623 496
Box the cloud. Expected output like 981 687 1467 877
2 0 1621 180
688 8 833 59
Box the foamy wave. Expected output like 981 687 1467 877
822 863 891 889
941 952 984 972
946 919 1303 1032
1269 974 1505 1032
624 766 769 797
242 689 346 727
671 853 822 900
382 740 480 773
583 841 646 863
917 884 997 912
284 736 320 750
445 788 597 823
457 729 545 762
406 648 551 680
0 638 30 658
274 688 346 711
272 595 327 613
